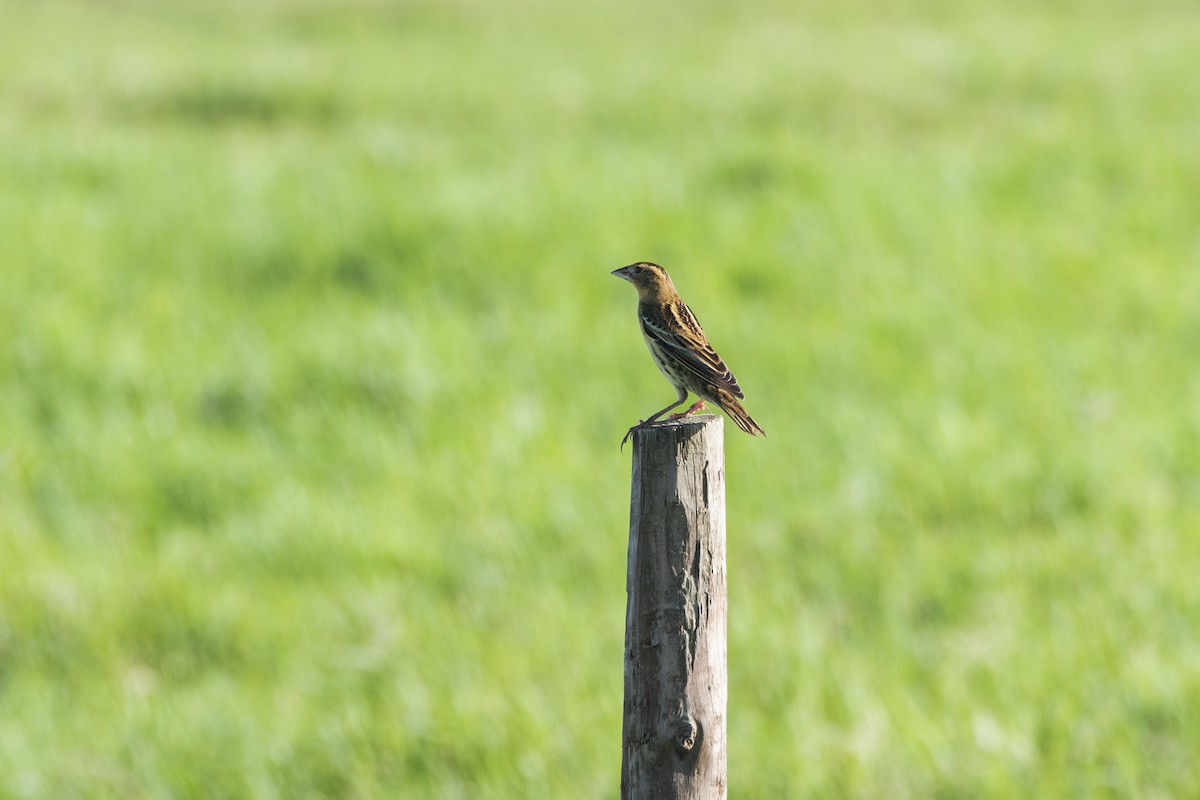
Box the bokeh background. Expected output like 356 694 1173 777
3 0 1200 797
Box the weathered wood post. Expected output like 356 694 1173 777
621 415 727 800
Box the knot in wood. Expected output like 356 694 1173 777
673 716 699 754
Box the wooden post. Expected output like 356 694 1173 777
621 415 727 800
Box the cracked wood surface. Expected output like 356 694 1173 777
621 415 728 800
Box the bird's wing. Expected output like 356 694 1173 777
641 301 745 398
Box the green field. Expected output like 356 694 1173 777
3 0 1200 797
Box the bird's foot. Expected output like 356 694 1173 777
620 418 662 451
620 423 641 451
669 400 707 419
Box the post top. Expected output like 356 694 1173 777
636 414 721 431
629 414 724 446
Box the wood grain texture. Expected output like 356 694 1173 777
621 415 727 800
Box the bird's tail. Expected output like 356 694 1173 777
715 389 765 437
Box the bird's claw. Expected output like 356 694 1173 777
669 400 707 420
620 421 644 451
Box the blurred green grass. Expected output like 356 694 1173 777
2 0 1200 797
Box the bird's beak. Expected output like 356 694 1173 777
611 266 632 281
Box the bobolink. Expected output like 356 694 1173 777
613 261 765 448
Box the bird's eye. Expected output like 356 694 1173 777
632 266 643 275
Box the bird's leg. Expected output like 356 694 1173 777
640 397 688 427
669 399 707 419
621 392 688 450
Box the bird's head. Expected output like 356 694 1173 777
612 261 676 301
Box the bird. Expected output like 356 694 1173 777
612 261 765 449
